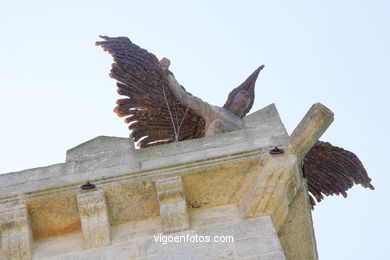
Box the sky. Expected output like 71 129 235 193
0 0 389 259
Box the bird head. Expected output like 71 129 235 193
223 65 264 118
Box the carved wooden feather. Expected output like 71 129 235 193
96 36 205 148
304 141 374 208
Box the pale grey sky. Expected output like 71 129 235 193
0 0 389 259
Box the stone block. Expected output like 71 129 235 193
235 236 284 258
233 216 276 240
155 176 190 233
190 205 240 229
239 251 286 260
77 190 111 249
140 239 234 260
138 230 198 257
0 200 32 260
66 136 135 162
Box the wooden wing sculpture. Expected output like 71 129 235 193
96 36 206 148
96 36 374 208
304 141 374 208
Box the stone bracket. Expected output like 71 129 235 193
77 190 111 249
239 103 334 230
238 154 301 230
0 199 32 260
155 176 190 233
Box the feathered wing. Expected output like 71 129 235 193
303 141 374 208
96 36 205 147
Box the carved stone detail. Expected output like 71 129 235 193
155 176 190 233
0 199 32 260
77 190 111 249
239 103 334 230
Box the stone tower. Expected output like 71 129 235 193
0 103 333 260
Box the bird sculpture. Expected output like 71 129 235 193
96 36 374 208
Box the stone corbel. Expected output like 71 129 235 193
155 176 190 233
238 103 334 230
0 197 32 260
77 189 111 249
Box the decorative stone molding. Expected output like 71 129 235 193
77 190 111 249
155 176 190 233
0 198 32 260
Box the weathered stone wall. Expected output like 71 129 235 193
0 103 332 260
32 205 285 260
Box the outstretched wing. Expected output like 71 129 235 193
96 36 205 148
303 141 374 208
